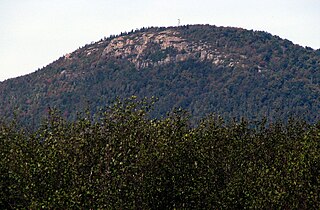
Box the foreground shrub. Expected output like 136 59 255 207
0 97 319 209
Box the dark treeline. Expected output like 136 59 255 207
1 97 319 209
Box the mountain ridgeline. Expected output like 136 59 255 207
0 25 319 125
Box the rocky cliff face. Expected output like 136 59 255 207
101 29 248 69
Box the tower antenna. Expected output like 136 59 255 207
178 19 181 26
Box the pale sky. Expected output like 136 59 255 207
1 0 319 81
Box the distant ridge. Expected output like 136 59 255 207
0 24 319 125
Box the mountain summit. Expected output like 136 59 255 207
0 25 319 124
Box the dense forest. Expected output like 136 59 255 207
1 97 319 209
0 25 319 126
0 25 319 208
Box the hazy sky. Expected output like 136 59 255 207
1 0 319 81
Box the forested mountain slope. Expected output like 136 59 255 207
0 25 319 125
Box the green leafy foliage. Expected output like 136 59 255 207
1 97 319 209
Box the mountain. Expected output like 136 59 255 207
0 24 319 125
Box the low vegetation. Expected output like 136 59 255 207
1 97 319 209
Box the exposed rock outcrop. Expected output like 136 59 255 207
102 30 247 69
